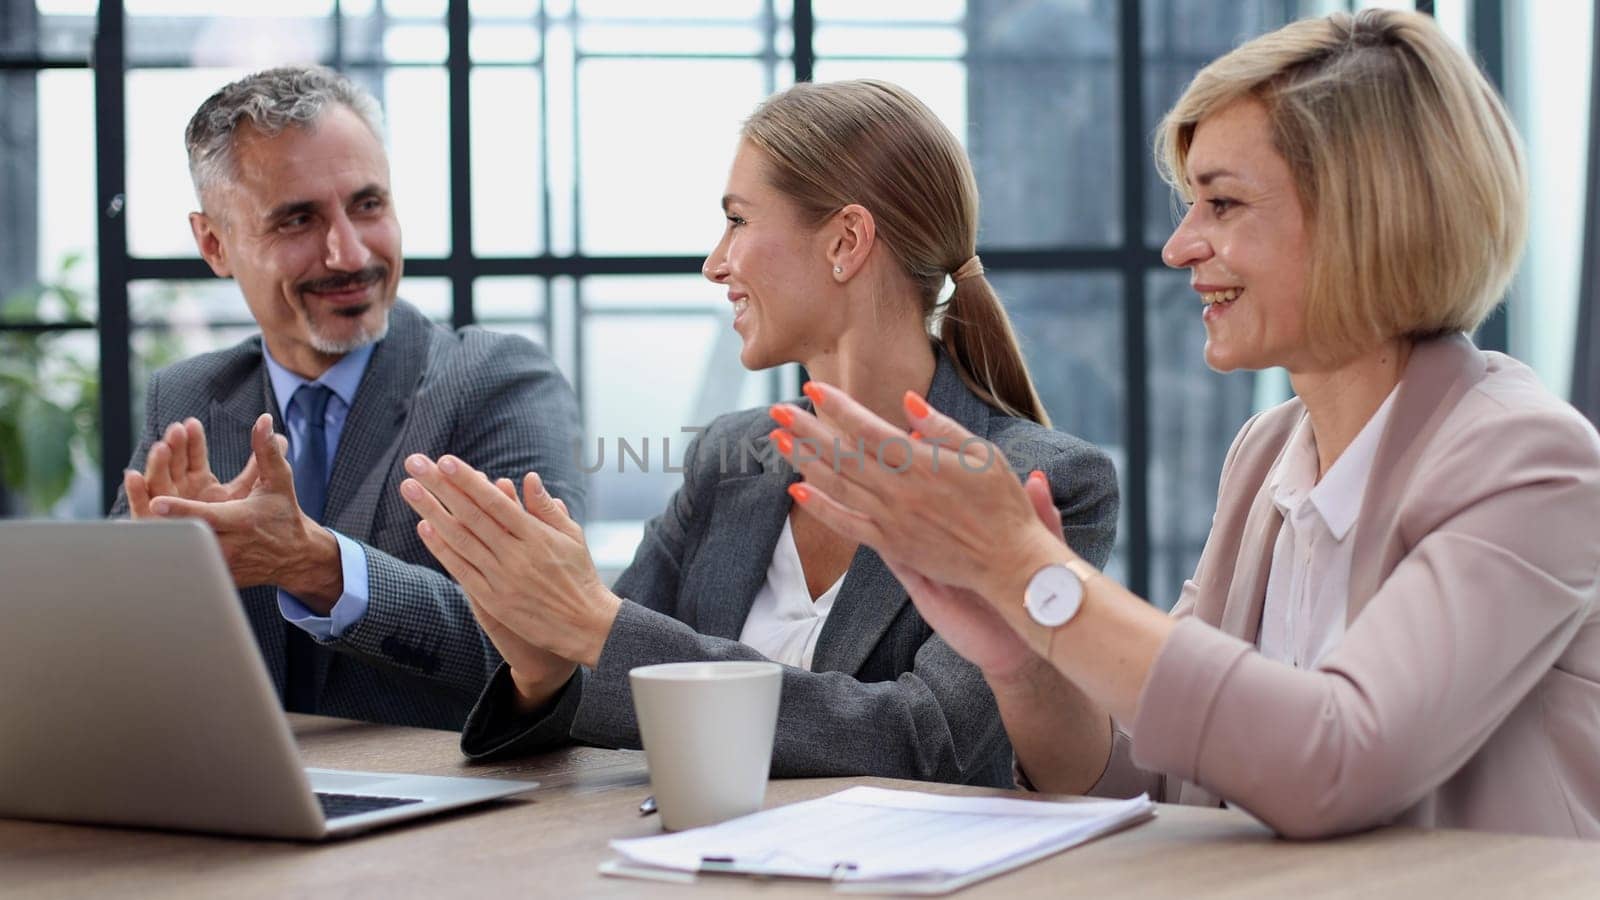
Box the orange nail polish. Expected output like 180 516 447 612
909 430 924 442
770 429 794 456
769 404 795 428
904 391 930 420
802 382 825 407
788 483 810 503
1029 469 1046 483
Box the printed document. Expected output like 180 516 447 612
604 786 1156 894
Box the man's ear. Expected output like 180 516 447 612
189 210 232 278
826 203 876 282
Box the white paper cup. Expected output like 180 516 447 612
629 661 783 831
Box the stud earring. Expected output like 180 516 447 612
833 266 843 274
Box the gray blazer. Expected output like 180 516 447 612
461 350 1119 787
112 301 584 731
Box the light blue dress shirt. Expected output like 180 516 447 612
262 342 376 640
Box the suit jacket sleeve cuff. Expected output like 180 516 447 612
276 530 370 640
1128 616 1253 784
570 598 768 750
460 662 585 761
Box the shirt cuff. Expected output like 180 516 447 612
277 530 371 640
460 663 584 760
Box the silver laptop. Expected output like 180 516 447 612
0 519 536 840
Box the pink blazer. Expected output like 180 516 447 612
1092 333 1600 838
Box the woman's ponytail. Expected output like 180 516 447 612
937 257 1050 427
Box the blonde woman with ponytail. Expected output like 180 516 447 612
400 79 1119 784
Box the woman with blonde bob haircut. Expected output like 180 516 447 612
769 9 1600 838
1159 7 1528 364
398 79 1118 786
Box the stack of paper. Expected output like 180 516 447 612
603 786 1156 894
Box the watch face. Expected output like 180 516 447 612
1024 565 1083 628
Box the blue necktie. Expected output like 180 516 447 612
292 384 334 523
286 383 334 713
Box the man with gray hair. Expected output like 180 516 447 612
112 66 584 731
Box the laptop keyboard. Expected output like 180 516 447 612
315 791 424 819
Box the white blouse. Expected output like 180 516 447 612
737 518 846 670
1259 388 1398 669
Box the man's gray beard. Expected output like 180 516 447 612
308 311 391 356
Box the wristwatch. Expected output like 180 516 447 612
1022 559 1098 628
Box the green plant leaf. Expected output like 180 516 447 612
0 415 23 489
19 397 77 513
1 285 44 322
0 358 37 393
0 330 48 371
56 286 85 322
74 377 101 468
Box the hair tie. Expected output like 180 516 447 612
952 255 984 282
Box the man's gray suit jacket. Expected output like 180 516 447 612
112 300 584 730
460 349 1119 787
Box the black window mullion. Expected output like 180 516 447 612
93 0 131 515
447 0 473 328
1119 0 1150 599
0 321 96 334
1472 0 1509 354
788 0 814 394
793 0 814 83
0 59 89 70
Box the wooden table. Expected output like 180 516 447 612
2 715 1597 898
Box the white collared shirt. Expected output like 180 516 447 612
1258 388 1397 669
738 518 846 670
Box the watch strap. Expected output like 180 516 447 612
1062 559 1100 588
